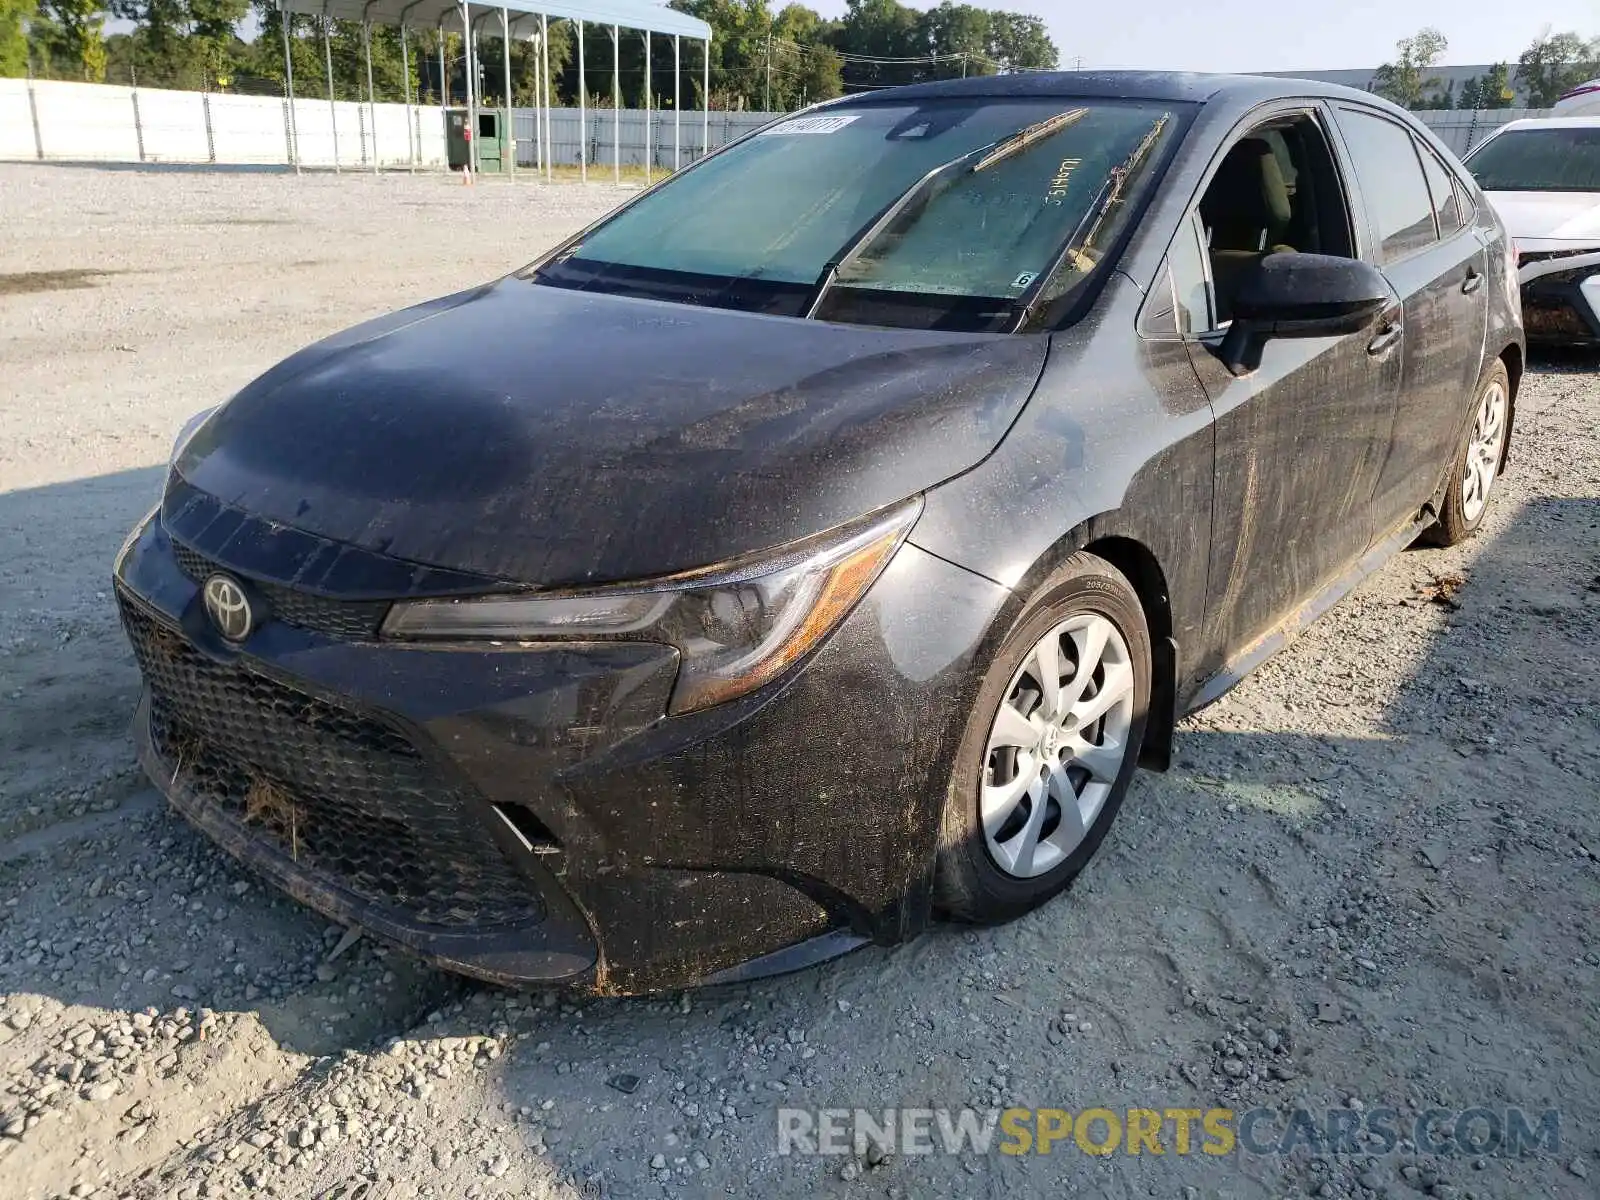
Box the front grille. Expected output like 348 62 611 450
118 593 544 930
170 539 391 640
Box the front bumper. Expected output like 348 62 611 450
113 505 1009 993
1518 248 1600 345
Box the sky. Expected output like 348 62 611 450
808 0 1599 73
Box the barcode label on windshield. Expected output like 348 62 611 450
761 115 861 137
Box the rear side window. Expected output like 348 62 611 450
1336 108 1437 262
1416 142 1463 237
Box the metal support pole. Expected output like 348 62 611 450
461 1 475 174
202 82 216 163
280 2 301 173
672 34 679 172
501 7 512 177
363 19 378 173
438 22 448 171
530 24 537 173
577 20 586 182
540 13 551 181
400 24 414 171
24 58 44 161
323 14 339 172
548 26 557 176
130 65 146 163
531 30 541 173
702 36 710 163
643 30 651 184
611 24 619 184
473 22 484 171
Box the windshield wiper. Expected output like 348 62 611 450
1007 114 1170 331
803 108 1089 319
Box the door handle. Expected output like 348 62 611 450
1367 321 1401 357
1462 268 1484 294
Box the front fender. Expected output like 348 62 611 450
908 275 1214 692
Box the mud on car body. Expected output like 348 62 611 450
115 71 1523 994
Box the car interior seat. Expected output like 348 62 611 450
1200 136 1297 316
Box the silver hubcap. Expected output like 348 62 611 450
981 614 1136 879
1461 381 1506 525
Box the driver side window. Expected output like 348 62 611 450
1172 112 1357 332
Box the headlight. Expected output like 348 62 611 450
382 498 922 713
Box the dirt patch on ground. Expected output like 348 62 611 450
0 268 116 295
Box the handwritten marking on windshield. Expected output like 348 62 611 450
1044 158 1083 206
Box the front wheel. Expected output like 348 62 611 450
1425 360 1510 547
934 553 1150 924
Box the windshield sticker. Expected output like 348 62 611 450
761 114 862 137
1044 157 1084 206
1011 271 1039 289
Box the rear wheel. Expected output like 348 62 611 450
1425 361 1510 547
935 554 1150 923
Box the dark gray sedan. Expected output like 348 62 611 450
114 71 1522 993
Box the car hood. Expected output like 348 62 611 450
1485 190 1600 243
174 279 1047 588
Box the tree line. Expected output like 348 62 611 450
1373 26 1600 110
2 0 1059 109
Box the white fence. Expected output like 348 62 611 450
1 77 447 169
0 76 773 171
0 77 1554 173
510 107 778 169
1415 108 1550 157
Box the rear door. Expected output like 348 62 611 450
1328 105 1490 538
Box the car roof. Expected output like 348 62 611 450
1490 116 1600 131
830 69 1382 108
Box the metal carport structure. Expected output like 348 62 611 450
276 0 712 181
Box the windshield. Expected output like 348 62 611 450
527 98 1184 332
1467 126 1600 192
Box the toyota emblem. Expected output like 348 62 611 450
203 574 254 642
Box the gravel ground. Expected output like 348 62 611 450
1 163 1597 1200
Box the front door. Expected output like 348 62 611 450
1175 108 1402 663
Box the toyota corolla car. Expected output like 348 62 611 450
1465 116 1600 344
115 72 1522 994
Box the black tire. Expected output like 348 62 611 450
1422 359 1511 548
934 552 1151 924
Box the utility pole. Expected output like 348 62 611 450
764 29 771 111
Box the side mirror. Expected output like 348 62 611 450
1217 252 1394 375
